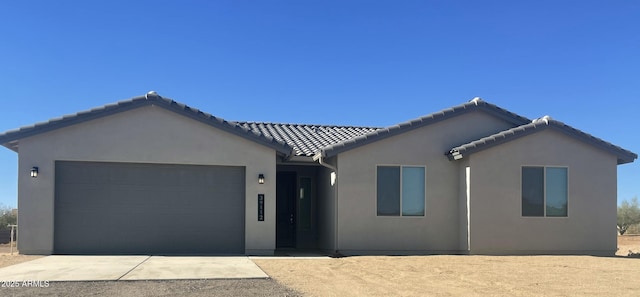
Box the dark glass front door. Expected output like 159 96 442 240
276 172 296 248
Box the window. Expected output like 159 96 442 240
522 166 568 217
377 166 425 216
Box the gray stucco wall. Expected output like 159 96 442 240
467 129 618 255
17 105 277 255
317 165 336 252
335 111 515 254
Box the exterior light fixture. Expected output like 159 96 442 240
258 174 265 184
30 167 39 178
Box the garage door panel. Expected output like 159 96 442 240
56 163 110 185
54 161 245 255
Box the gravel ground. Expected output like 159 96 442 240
1 279 302 297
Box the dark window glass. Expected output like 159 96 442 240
522 167 544 216
299 177 312 230
377 166 400 216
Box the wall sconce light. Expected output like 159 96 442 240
258 174 265 184
30 167 39 178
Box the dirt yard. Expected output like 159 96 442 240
255 236 640 297
1 237 640 296
616 234 640 256
0 243 43 268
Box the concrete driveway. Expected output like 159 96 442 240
0 256 268 281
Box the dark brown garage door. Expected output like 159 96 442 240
54 161 245 255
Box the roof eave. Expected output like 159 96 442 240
544 124 637 165
617 155 637 165
0 94 294 157
0 97 150 146
446 150 464 161
1 142 18 153
447 121 638 165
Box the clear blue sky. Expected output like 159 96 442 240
0 1 638 208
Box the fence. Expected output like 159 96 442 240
0 229 17 244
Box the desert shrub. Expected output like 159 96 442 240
0 205 17 231
618 197 640 235
626 223 640 235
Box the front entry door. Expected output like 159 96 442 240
276 172 296 248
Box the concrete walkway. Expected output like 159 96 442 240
0 256 268 281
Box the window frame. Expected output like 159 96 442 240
520 165 569 218
375 164 427 217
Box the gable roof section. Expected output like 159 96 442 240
0 93 293 156
2 95 634 165
237 122 380 157
318 98 531 158
447 116 637 165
